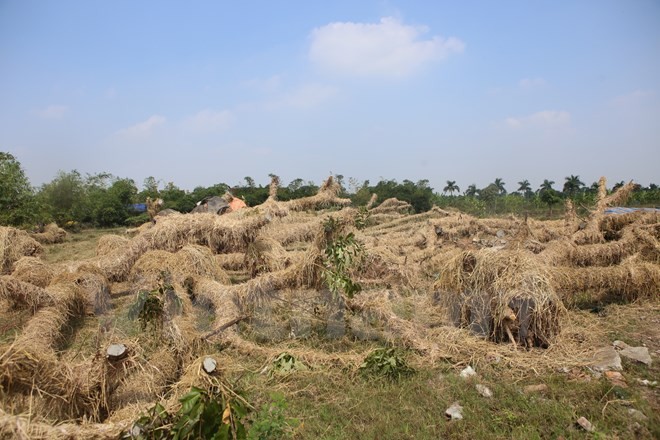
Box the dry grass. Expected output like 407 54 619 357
10 257 56 288
95 234 130 256
0 227 43 274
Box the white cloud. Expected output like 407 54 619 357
519 77 546 90
182 110 233 132
36 105 68 119
309 17 464 77
117 115 166 137
505 110 571 129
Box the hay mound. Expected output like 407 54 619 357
11 256 56 287
96 234 130 256
435 249 565 347
245 236 290 276
30 223 67 244
0 226 43 274
0 275 55 312
50 268 112 316
370 198 412 215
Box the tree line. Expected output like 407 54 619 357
1 152 658 229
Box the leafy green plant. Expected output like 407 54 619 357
128 273 180 332
321 218 364 298
353 206 370 230
125 386 249 440
248 393 299 440
359 348 414 381
270 352 308 376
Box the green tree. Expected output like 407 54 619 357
517 180 533 198
493 178 507 195
562 175 584 197
443 180 460 196
140 176 160 200
38 170 90 225
539 179 561 215
464 184 478 197
0 152 36 226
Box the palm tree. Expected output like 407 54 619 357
562 175 584 197
517 179 532 198
443 180 460 196
464 184 478 197
539 179 555 193
493 178 507 195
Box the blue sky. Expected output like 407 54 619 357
1 1 659 193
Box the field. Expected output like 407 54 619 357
0 177 658 439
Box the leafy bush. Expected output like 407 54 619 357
321 218 363 298
125 386 249 439
359 348 414 381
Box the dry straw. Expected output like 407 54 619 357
0 226 43 274
10 256 55 288
96 234 130 256
30 223 67 245
0 276 55 312
435 248 565 347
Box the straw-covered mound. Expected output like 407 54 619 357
0 226 42 274
435 248 565 347
244 236 290 276
30 222 67 244
96 234 130 256
0 275 55 312
10 256 56 287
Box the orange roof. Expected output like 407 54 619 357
229 198 247 212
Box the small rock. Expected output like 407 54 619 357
523 384 548 394
621 347 652 366
636 378 657 387
627 409 647 422
576 416 594 432
475 384 492 398
496 229 506 238
445 402 464 421
202 357 217 374
459 366 476 379
604 371 627 388
591 346 622 372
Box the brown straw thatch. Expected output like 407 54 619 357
30 223 67 244
244 236 290 276
435 248 565 347
0 276 55 312
96 234 130 256
0 226 43 274
11 256 56 287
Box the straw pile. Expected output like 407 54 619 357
11 256 56 287
369 198 412 215
0 226 43 274
30 223 67 244
284 176 351 212
0 276 55 312
244 236 290 276
96 234 130 256
435 248 565 347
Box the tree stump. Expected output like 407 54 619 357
106 343 128 362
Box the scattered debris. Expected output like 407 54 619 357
523 384 548 394
445 402 464 421
627 409 647 422
590 346 622 371
576 416 594 432
613 340 653 366
475 384 492 398
460 366 476 379
636 379 657 387
604 371 627 388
